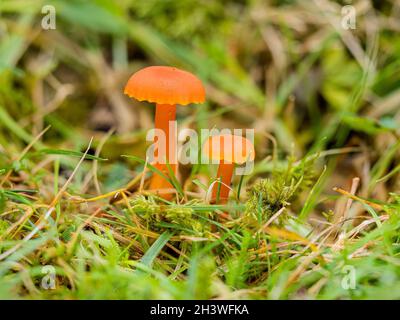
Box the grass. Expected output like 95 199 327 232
1 0 400 299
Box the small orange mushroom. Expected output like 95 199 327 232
124 66 205 199
203 134 255 204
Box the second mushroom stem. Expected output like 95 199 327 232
211 161 234 204
149 103 177 198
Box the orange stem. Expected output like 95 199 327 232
211 162 234 204
149 103 177 199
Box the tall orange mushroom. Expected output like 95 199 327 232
124 66 205 199
203 134 255 204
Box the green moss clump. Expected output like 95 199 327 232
0 219 10 237
131 195 162 224
245 156 317 224
129 196 210 236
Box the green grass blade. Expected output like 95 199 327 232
33 149 108 161
140 231 171 269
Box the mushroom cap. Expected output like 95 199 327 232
203 134 255 165
124 66 205 105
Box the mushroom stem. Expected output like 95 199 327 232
211 161 234 204
149 103 177 199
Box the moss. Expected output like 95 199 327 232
245 156 317 224
129 196 211 236
0 219 10 237
130 195 162 224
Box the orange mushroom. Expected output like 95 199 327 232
124 66 205 199
203 134 255 204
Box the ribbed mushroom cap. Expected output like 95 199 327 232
124 66 205 105
203 134 255 165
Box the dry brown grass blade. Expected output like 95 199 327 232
263 226 318 252
333 186 383 211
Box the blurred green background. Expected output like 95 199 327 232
1 0 400 300
1 0 399 188
1 0 399 197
